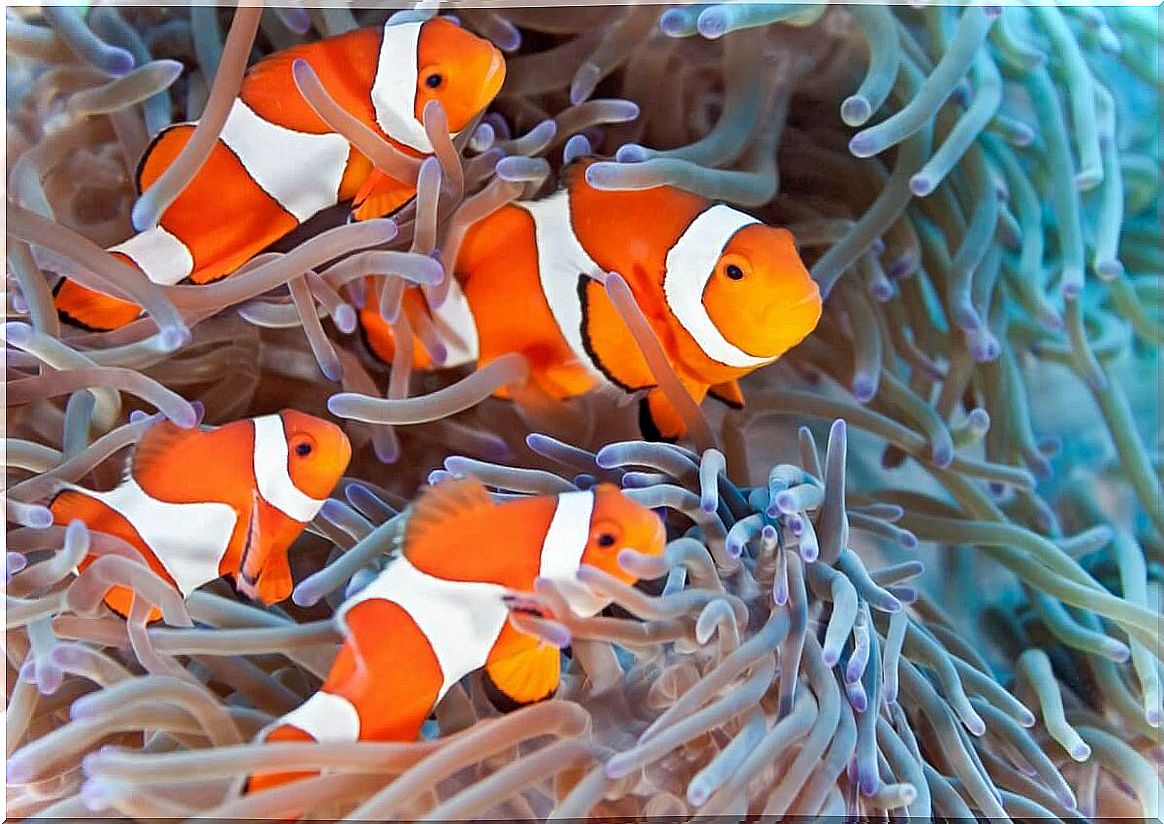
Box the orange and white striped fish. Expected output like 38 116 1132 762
246 478 665 793
360 159 822 440
49 410 351 613
53 17 506 332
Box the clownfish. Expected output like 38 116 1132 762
49 410 351 613
359 159 823 440
246 478 665 794
53 17 506 332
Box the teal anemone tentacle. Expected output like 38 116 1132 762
849 7 998 159
842 4 899 128
1090 84 1125 280
1023 66 1087 299
910 51 1002 198
1030 5 1103 191
694 3 825 40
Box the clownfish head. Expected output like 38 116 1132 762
237 410 352 605
415 17 506 132
371 17 506 155
661 206 822 378
549 484 666 617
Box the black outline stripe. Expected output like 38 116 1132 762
143 109 303 232
638 395 677 443
52 277 125 333
134 122 186 195
576 273 641 394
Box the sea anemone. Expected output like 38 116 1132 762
5 2 1161 821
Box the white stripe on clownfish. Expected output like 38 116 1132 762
427 277 480 368
371 21 461 155
538 490 608 617
662 204 774 370
115 100 350 287
514 191 616 390
218 99 351 223
251 414 330 524
108 225 194 287
276 691 361 744
339 555 511 702
68 477 237 597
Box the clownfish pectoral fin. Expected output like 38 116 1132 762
639 392 678 442
708 380 745 409
639 388 693 442
404 477 495 550
53 278 144 332
351 169 417 222
483 638 561 712
640 375 709 441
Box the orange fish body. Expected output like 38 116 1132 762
246 479 666 794
49 410 351 614
54 17 506 332
360 160 822 439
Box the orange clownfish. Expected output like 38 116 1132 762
246 479 665 793
53 17 506 332
49 410 351 613
360 159 823 440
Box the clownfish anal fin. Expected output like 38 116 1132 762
405 477 494 551
482 640 561 713
708 379 745 409
351 169 416 222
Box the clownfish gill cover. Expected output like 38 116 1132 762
4 4 1162 822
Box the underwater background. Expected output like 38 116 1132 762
4 1 1162 820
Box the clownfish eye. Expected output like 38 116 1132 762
425 73 443 89
290 435 316 458
725 264 744 281
596 533 617 548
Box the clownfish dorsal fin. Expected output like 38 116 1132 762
127 420 203 487
403 477 494 551
708 379 746 409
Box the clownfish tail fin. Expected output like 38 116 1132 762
52 278 143 332
49 487 155 620
48 487 94 524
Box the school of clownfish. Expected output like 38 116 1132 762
41 15 823 797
